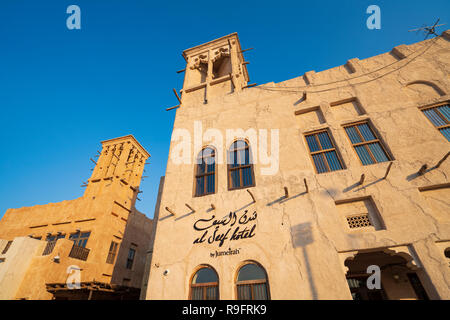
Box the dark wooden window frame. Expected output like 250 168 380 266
343 120 392 166
227 140 256 191
188 266 220 300
126 247 136 270
419 102 450 140
106 241 119 264
194 147 217 197
235 262 270 300
304 129 345 174
69 231 91 248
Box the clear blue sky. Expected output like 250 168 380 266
0 0 449 219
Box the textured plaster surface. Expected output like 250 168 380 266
146 32 450 300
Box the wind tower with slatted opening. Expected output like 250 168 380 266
0 135 154 300
178 33 251 107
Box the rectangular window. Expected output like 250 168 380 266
344 121 391 165
421 104 450 141
304 130 344 173
228 141 255 190
106 241 119 264
69 231 91 248
195 148 216 196
46 233 66 242
126 247 136 269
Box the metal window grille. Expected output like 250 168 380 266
346 214 372 229
68 244 90 261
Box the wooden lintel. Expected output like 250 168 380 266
247 189 256 203
418 164 428 176
166 105 180 111
436 151 450 168
165 207 176 216
240 47 254 53
383 162 393 179
243 83 257 89
173 88 182 104
359 174 365 185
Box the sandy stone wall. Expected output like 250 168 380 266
146 32 450 299
0 135 153 299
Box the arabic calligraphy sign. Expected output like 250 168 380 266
193 210 257 248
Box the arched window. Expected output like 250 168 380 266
236 262 269 300
189 266 219 300
195 147 216 196
228 140 255 190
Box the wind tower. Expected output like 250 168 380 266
178 33 251 106
84 135 150 207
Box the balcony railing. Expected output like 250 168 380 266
42 241 57 256
69 244 90 261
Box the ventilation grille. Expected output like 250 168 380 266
346 214 372 229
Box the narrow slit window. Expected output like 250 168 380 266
106 241 119 264
228 140 255 190
344 122 391 165
195 147 216 196
421 104 450 141
126 247 136 269
304 130 344 173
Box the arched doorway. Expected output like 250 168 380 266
345 251 429 300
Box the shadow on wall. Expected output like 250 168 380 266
290 222 318 299
110 208 153 293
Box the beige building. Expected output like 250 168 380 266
144 32 450 300
0 135 154 300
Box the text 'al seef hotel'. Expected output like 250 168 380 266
143 32 450 300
